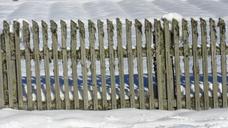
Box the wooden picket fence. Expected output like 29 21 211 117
0 18 227 110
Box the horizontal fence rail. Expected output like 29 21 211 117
0 18 227 110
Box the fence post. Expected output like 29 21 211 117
42 21 52 110
145 19 154 109
126 19 135 108
219 18 227 108
97 20 107 109
70 20 79 109
60 20 70 109
107 19 117 109
210 18 218 108
200 18 209 110
50 20 61 109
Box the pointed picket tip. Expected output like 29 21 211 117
125 19 132 25
116 18 122 26
78 20 84 27
218 18 225 27
32 20 39 32
60 20 67 27
97 19 103 24
70 20 77 32
50 20 57 32
78 20 85 38
135 19 142 28
41 20 48 29
107 19 114 30
172 18 179 25
88 19 95 27
144 19 152 28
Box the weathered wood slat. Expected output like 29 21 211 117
0 34 4 108
200 18 209 110
145 19 154 109
50 20 61 109
191 19 200 110
172 19 181 109
154 19 163 110
182 19 191 109
42 21 52 110
13 21 23 109
135 19 145 109
210 18 218 108
163 19 173 110
32 21 42 110
10 32 17 108
3 21 14 108
97 20 107 109
117 18 125 108
23 21 33 110
219 18 227 108
70 20 79 109
78 20 89 110
60 20 70 109
126 19 135 108
107 20 117 109
89 20 98 110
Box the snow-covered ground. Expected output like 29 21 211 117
0 108 228 128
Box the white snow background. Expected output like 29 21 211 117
1 0 228 128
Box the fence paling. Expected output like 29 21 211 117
42 21 52 110
219 18 227 108
200 18 209 110
107 19 117 109
97 20 107 109
23 21 33 110
117 18 125 108
51 20 61 109
126 19 135 108
32 21 42 110
0 33 4 108
70 20 79 109
173 19 181 109
163 19 173 110
145 19 154 109
154 20 163 110
14 21 23 109
135 19 145 109
61 20 71 109
191 19 200 110
210 19 219 108
182 19 191 109
89 20 98 110
79 20 89 110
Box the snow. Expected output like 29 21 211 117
0 108 228 128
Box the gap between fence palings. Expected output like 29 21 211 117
0 18 228 110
